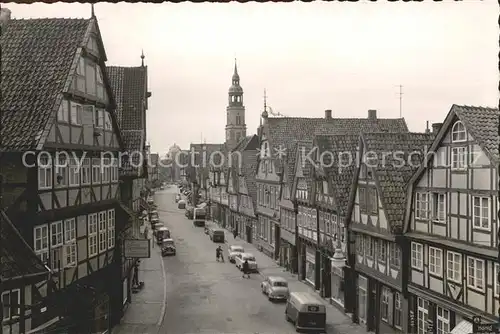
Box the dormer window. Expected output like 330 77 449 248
451 121 466 142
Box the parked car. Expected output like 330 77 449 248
261 276 289 301
235 253 258 272
193 207 206 227
161 239 176 256
156 227 170 244
178 200 186 209
227 245 245 263
185 206 194 219
175 194 181 203
208 228 224 242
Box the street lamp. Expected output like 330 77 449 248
331 239 347 269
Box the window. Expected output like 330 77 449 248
92 158 101 184
322 181 329 194
94 109 104 128
390 243 401 268
38 156 53 190
451 147 467 170
88 213 98 257
378 240 387 263
64 218 77 267
495 263 500 297
429 247 443 276
107 209 115 249
467 257 484 291
111 158 118 182
368 188 377 214
50 221 63 248
102 158 110 183
358 276 368 322
81 158 90 185
417 298 429 334
359 187 366 212
446 251 461 283
451 121 466 142
2 290 20 320
70 102 83 125
411 242 423 270
105 112 112 130
365 236 373 258
96 66 105 100
472 196 490 230
69 158 80 186
34 225 49 264
436 306 450 334
55 155 68 187
394 292 402 329
356 234 364 254
86 63 96 95
57 100 69 123
432 193 446 222
380 287 392 323
415 192 429 219
98 211 107 253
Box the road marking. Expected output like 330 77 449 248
157 250 167 327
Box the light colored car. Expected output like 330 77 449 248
261 276 289 301
235 253 258 272
227 245 245 263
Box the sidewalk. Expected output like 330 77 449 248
113 229 166 334
209 221 367 334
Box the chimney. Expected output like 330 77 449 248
325 109 332 119
0 8 11 22
432 123 443 134
368 109 377 120
425 121 430 133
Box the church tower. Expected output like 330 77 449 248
225 60 247 151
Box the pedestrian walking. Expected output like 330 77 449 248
242 259 250 278
233 228 238 240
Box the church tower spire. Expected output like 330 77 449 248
225 59 246 151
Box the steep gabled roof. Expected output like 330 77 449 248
106 65 148 131
452 105 499 162
314 134 361 216
0 18 90 152
1 211 49 281
361 132 435 234
266 116 408 159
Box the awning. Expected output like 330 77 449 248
450 320 473 334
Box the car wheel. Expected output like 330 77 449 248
285 313 291 322
268 296 273 302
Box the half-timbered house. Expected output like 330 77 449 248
312 134 360 311
107 58 151 321
348 131 435 334
0 13 131 333
1 211 51 334
227 136 258 242
404 105 499 334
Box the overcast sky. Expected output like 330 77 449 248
7 2 498 156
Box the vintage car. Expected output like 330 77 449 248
178 200 186 209
156 227 170 244
234 253 258 272
227 245 244 263
161 239 176 256
261 276 289 301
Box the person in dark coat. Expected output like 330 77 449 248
233 228 238 239
242 259 250 278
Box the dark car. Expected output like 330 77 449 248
185 206 194 219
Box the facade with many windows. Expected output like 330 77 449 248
349 132 434 334
404 105 499 334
